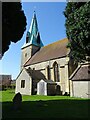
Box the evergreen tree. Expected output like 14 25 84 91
64 2 90 62
2 2 27 57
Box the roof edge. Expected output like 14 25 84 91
16 68 28 80
24 55 67 67
69 65 81 80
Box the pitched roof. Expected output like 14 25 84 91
22 12 43 49
25 38 69 66
26 68 46 80
69 64 90 80
38 79 56 84
26 68 56 83
16 68 46 81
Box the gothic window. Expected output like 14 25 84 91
26 32 30 43
21 80 25 88
37 38 40 44
53 62 59 82
26 36 29 43
37 32 40 44
46 65 50 80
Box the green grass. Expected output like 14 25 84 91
1 89 88 102
0 89 90 119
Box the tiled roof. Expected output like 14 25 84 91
70 64 90 80
26 68 46 80
26 68 56 83
25 38 69 66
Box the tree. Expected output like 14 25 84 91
2 2 27 57
64 2 90 62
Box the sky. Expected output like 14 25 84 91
0 2 67 79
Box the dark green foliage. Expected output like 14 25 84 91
2 2 27 56
64 2 90 62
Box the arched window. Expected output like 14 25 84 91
46 65 50 80
37 32 40 44
26 31 30 43
53 62 59 82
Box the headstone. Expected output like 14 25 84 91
12 92 22 110
37 80 47 95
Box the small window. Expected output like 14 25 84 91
21 80 25 88
25 53 27 57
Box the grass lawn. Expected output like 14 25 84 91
0 89 90 119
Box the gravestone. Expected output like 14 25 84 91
37 80 47 95
37 79 57 95
12 92 22 110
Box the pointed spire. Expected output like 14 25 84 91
25 11 43 47
33 10 36 17
29 11 38 36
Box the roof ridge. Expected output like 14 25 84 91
24 38 69 66
43 38 68 48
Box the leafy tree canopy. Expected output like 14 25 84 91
64 2 90 62
2 2 27 57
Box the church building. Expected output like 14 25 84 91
15 12 90 98
15 12 70 95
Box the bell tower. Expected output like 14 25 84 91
21 11 44 69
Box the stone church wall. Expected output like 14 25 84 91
25 56 70 94
72 81 90 98
15 69 32 95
